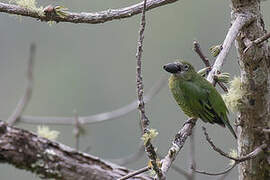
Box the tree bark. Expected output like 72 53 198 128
231 0 270 180
0 121 152 180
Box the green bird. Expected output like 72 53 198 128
163 60 237 139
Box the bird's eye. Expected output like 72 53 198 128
184 64 189 70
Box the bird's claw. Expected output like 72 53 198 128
183 118 196 127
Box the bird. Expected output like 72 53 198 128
163 60 237 139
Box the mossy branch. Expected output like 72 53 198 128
0 0 179 24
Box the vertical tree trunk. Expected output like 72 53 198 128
231 0 270 180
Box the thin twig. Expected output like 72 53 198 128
217 82 228 92
193 41 228 92
202 127 238 161
20 76 166 125
135 0 162 178
136 0 149 132
207 14 253 83
244 31 270 53
7 43 36 125
0 1 179 24
193 41 211 67
113 145 191 178
117 166 150 180
192 162 237 176
191 127 267 176
262 128 270 133
203 126 267 162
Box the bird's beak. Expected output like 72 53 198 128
163 62 180 74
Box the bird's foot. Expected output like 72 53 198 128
183 118 196 127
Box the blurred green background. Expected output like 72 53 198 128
0 0 269 179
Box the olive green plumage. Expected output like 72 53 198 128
163 60 237 139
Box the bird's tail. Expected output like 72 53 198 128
222 117 237 139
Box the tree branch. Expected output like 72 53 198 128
192 162 237 176
0 0 179 24
193 41 211 67
135 0 162 178
0 121 152 180
193 41 228 92
112 144 191 179
202 127 267 162
244 31 270 53
207 14 254 83
159 118 197 178
7 43 35 125
191 127 267 177
19 76 166 125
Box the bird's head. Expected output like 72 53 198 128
163 60 195 80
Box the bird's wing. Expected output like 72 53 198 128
199 90 226 126
185 80 226 126
187 77 237 138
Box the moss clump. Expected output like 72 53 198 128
141 128 158 145
37 126 59 140
222 77 245 112
14 0 44 15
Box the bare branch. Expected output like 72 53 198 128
253 31 270 45
135 0 162 178
136 0 149 131
159 118 197 177
191 127 267 177
193 41 228 92
156 152 191 179
113 145 191 179
7 43 35 125
0 121 152 180
202 126 237 161
0 0 179 24
117 166 150 180
202 126 267 162
244 31 270 53
20 76 166 125
192 162 237 176
207 15 254 83
193 41 211 67
262 128 270 133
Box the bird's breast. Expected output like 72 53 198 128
168 77 197 118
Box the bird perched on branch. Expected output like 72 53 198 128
163 60 237 139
